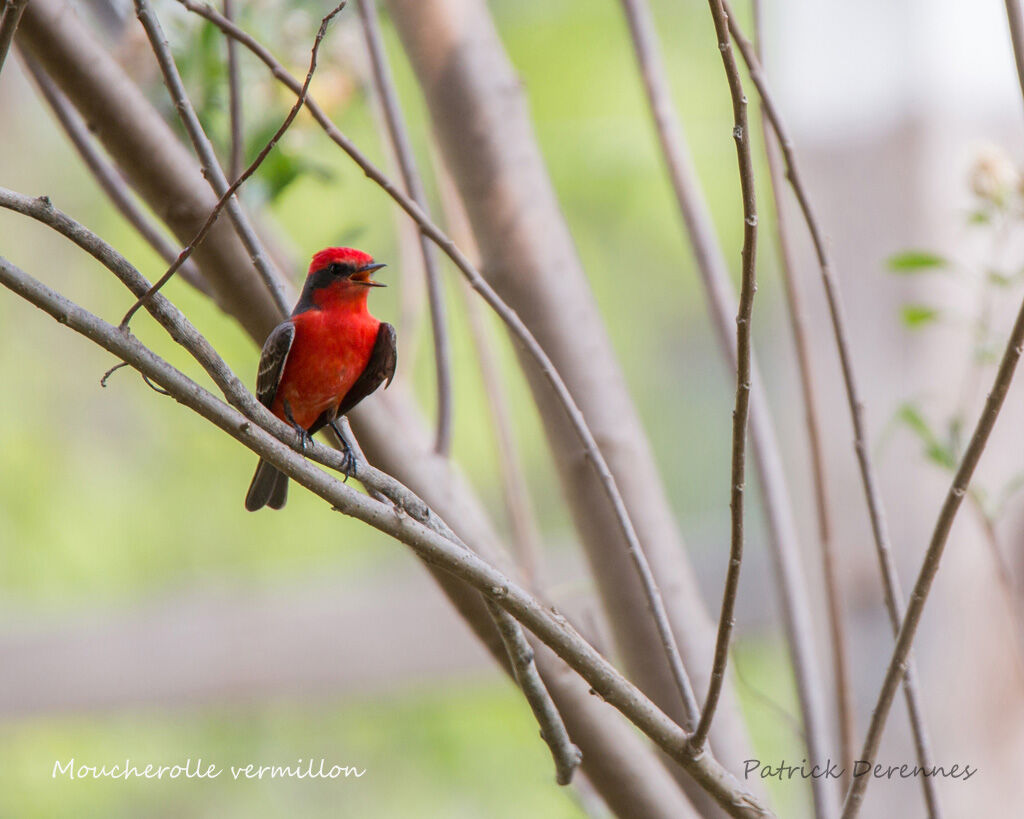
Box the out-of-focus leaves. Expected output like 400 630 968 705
967 208 992 225
900 304 940 329
251 147 334 202
973 342 1001 365
993 473 1024 519
987 269 1023 288
242 118 334 202
896 403 957 471
886 250 948 273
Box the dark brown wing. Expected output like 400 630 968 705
336 322 396 418
255 320 296 408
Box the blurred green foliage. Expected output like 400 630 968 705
0 684 586 819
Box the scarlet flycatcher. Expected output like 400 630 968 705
245 247 396 511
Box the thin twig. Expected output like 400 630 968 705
616 1 833 806
436 154 544 587
841 8 1024 811
689 0 758 755
486 597 582 784
841 297 1024 817
0 252 771 818
356 0 452 456
176 0 701 730
128 0 291 325
457 280 545 587
748 0 854 788
725 9 942 816
0 0 29 75
223 0 243 181
124 2 342 324
21 54 211 296
100 361 130 387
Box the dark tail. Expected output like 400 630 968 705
245 458 288 511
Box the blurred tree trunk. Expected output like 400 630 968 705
385 0 757 811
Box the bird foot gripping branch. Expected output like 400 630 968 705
244 247 395 512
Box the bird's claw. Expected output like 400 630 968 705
339 448 357 482
328 418 358 481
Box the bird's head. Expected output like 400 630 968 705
300 247 387 310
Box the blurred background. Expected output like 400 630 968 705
1 0 1023 816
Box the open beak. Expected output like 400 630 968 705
354 262 387 287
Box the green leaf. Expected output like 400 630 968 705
900 304 940 329
967 209 992 225
987 269 1017 288
896 404 956 471
897 404 932 440
887 250 948 273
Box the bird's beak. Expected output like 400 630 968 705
354 262 387 287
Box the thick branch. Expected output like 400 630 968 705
0 254 771 819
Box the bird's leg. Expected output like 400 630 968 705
283 399 312 453
329 418 357 481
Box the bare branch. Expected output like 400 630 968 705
842 4 1024 813
0 253 771 819
486 598 582 784
841 295 1024 817
122 1 344 325
748 0 854 787
356 0 453 456
176 0 701 730
689 0 759 756
223 0 243 181
0 0 28 75
615 1 832 806
20 54 211 297
725 9 941 815
130 0 290 321
436 155 545 586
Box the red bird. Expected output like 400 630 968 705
245 247 396 511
